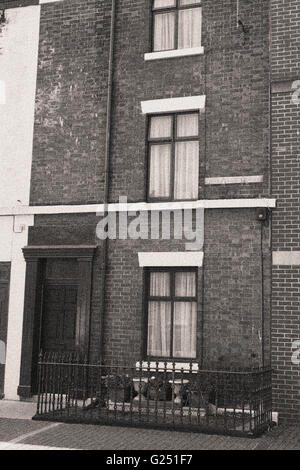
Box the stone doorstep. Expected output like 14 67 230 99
0 399 37 420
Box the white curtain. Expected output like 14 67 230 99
150 116 172 139
178 7 202 49
154 0 176 8
148 302 171 356
150 272 170 296
174 141 199 200
175 272 196 297
149 144 171 198
177 114 198 137
154 12 175 51
173 302 197 358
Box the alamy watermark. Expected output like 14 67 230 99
96 197 204 251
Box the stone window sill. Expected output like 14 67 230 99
144 47 204 62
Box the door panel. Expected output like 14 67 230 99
42 285 78 353
0 284 9 398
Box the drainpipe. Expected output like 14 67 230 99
99 0 116 364
104 0 116 208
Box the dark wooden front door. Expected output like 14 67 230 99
0 283 9 398
41 284 78 353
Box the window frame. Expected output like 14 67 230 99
147 111 200 202
145 267 198 361
151 0 202 53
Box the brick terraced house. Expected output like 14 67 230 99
0 0 298 430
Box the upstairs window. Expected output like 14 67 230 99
152 0 202 52
148 112 199 201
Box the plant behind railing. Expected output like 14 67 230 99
35 352 273 437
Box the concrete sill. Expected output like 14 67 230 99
144 47 204 61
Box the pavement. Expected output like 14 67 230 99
0 400 36 420
0 400 298 450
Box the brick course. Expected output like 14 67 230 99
271 0 300 423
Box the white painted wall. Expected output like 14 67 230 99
0 6 40 400
0 6 40 208
4 216 33 400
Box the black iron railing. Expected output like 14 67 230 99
34 353 273 437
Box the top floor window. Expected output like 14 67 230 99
152 0 202 52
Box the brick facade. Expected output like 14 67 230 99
271 0 300 424
3 0 298 422
25 0 273 375
30 0 111 205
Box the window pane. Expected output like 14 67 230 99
173 302 197 358
150 272 170 297
174 141 199 200
149 144 171 198
150 116 172 139
175 272 196 297
177 114 199 137
154 12 175 51
179 0 201 5
154 0 176 8
178 7 202 49
148 301 171 357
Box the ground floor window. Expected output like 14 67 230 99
146 268 197 359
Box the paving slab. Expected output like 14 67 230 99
0 417 298 450
0 442 74 451
0 400 36 420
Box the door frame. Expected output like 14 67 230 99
18 245 96 399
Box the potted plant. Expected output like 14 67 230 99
147 376 172 401
105 374 132 403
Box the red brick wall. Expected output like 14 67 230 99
28 1 271 377
271 0 300 423
29 209 271 370
110 0 270 202
203 209 270 370
29 0 270 205
30 0 111 205
271 0 300 81
272 266 300 424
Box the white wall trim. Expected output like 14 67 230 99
0 198 277 217
136 362 199 373
144 47 204 62
141 95 206 114
39 0 64 4
138 252 203 267
273 251 300 266
205 175 264 185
